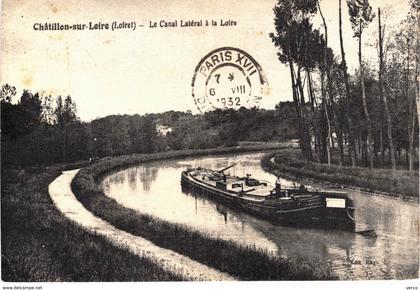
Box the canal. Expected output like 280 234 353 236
101 152 418 280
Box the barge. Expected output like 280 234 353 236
181 164 356 231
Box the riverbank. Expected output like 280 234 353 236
71 145 335 280
50 170 234 281
1 166 183 281
261 149 419 203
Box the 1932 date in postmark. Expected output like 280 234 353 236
192 47 269 113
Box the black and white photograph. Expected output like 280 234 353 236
1 0 419 289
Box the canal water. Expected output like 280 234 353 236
101 152 419 280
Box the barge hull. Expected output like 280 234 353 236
181 172 355 231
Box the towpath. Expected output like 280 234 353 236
48 169 236 281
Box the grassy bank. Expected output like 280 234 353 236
1 166 183 281
262 149 419 200
71 146 335 281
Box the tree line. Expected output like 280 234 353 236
1 85 89 167
270 0 419 171
1 86 298 168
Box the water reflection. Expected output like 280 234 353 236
101 152 419 280
105 164 159 192
137 166 159 191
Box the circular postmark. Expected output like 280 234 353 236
192 47 269 113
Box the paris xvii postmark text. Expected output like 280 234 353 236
192 47 269 113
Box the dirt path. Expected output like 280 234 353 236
48 169 235 281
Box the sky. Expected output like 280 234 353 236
0 0 410 121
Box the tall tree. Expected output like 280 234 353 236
347 0 375 168
377 7 396 170
339 0 357 166
406 1 419 171
270 0 318 161
318 1 334 165
54 95 79 162
415 0 420 127
405 35 415 171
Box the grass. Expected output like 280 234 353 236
71 146 335 281
261 149 419 200
1 166 184 281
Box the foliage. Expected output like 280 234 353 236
347 0 375 37
1 87 299 168
269 0 419 170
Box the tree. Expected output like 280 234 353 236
54 95 79 162
328 56 348 165
40 95 55 125
19 90 42 134
0 84 16 103
318 1 333 165
1 84 18 138
141 115 157 153
388 3 419 171
405 1 419 172
270 0 318 161
339 0 357 167
347 0 375 168
377 7 396 170
414 0 420 128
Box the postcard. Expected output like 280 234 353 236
1 0 419 289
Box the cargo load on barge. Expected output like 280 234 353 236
181 164 356 231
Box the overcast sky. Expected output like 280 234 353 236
1 0 410 121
